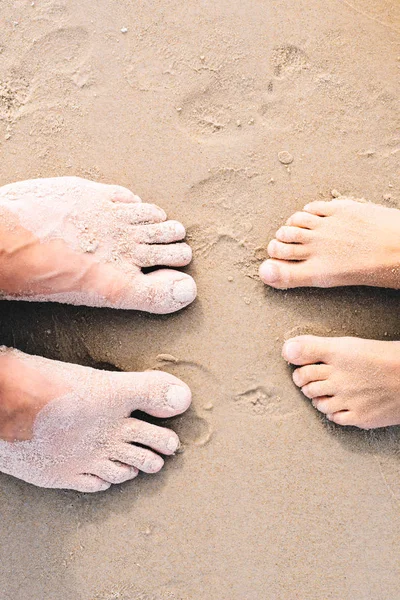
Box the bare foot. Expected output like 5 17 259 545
0 347 191 491
282 335 400 430
0 177 197 314
259 198 400 289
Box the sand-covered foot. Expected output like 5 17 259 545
282 335 400 430
0 177 196 314
0 347 191 491
259 198 400 289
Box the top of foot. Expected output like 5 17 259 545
259 197 400 290
282 335 400 430
0 177 197 314
0 346 192 492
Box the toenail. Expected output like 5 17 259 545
167 436 179 452
292 370 302 385
283 340 302 362
172 278 196 303
146 457 162 472
174 222 186 237
166 385 190 410
259 261 279 283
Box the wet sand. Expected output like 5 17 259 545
0 0 400 598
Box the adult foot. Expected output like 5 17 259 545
0 177 197 314
0 346 191 491
282 335 400 429
259 197 400 289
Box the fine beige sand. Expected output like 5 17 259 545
0 1 400 598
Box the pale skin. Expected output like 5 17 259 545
0 177 196 491
1 183 400 492
259 197 400 429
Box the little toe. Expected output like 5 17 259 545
133 242 192 268
292 364 331 387
119 269 197 313
131 221 186 244
275 225 311 244
286 211 321 229
303 201 335 216
267 239 310 260
120 418 180 455
71 474 111 493
282 335 332 365
259 259 313 289
114 369 192 418
91 460 139 485
301 380 335 399
112 444 165 474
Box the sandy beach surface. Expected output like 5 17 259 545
0 1 399 598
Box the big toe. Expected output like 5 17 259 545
259 259 311 289
259 260 286 286
282 335 332 366
115 370 192 418
119 269 197 314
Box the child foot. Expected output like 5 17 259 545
0 177 197 314
282 335 400 429
0 347 192 491
259 198 400 289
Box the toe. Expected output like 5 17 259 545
133 242 192 268
114 369 192 418
91 460 139 485
267 239 310 260
327 411 355 427
119 269 197 313
292 364 331 387
301 380 335 399
71 474 111 493
131 221 186 244
119 418 180 455
312 396 345 415
112 444 165 474
303 201 335 216
275 225 311 244
107 184 142 204
282 335 332 365
259 259 313 289
114 202 167 224
286 211 321 229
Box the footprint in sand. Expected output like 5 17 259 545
186 168 260 224
0 76 30 124
258 44 312 132
124 42 177 93
234 384 298 418
177 42 312 142
177 74 258 142
20 26 91 82
0 26 92 135
271 45 310 79
186 168 264 277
